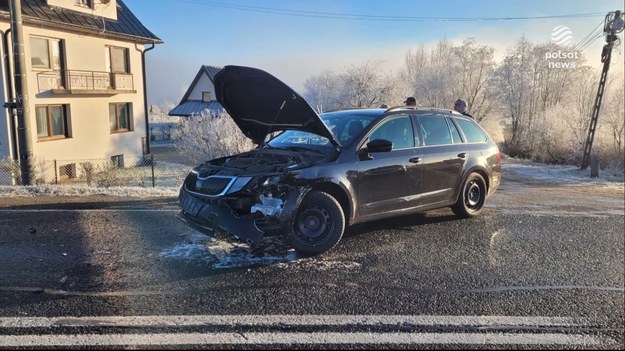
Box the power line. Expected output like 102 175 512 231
573 20 605 51
177 0 605 22
574 20 606 52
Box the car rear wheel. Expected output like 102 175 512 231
452 172 486 218
290 191 345 255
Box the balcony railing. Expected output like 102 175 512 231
37 70 134 94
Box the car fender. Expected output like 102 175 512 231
453 165 491 203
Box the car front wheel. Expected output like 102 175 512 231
452 173 487 218
290 191 345 255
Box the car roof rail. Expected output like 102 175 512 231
384 106 462 115
324 106 370 112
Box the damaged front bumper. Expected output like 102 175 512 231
177 187 306 243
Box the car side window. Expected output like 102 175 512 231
419 115 452 146
338 118 373 144
455 118 488 143
448 118 464 144
368 115 415 150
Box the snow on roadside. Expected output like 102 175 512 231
0 156 622 198
502 155 624 189
0 184 178 197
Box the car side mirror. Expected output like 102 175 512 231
366 139 393 153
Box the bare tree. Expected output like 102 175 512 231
562 66 597 162
303 70 341 113
449 38 497 121
411 40 454 108
603 82 625 158
304 60 402 111
492 37 585 158
405 39 497 122
339 60 400 108
491 37 536 156
174 110 254 164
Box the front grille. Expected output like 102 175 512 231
195 176 235 196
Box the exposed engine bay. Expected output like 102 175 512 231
180 148 334 238
201 149 317 176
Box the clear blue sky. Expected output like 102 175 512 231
125 0 624 106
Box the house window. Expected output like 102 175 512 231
106 46 130 73
35 105 70 140
30 36 63 70
202 91 212 102
75 0 92 8
109 103 132 132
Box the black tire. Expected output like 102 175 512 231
290 191 345 255
452 173 487 218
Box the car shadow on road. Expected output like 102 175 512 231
344 209 461 239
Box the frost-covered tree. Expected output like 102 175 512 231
603 82 625 159
303 60 402 112
303 70 341 113
405 39 497 122
174 110 254 164
492 37 586 158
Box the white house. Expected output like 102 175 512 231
0 0 161 184
168 65 224 117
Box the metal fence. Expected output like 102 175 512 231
0 154 191 188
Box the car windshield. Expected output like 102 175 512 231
267 111 380 150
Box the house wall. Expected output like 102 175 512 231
46 0 117 20
0 22 147 175
188 74 216 101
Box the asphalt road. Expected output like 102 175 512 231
0 170 623 349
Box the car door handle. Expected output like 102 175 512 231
457 153 467 159
409 157 422 164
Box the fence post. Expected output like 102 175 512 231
151 154 155 187
54 159 58 184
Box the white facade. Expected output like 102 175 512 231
188 74 216 102
0 0 155 183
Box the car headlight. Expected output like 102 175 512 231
226 176 252 194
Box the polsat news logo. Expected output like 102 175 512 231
546 25 579 69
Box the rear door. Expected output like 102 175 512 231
416 114 467 205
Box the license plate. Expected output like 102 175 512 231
181 193 203 216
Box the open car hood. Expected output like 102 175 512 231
214 65 341 147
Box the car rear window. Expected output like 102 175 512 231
455 118 488 143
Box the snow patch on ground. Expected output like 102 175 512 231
501 156 624 188
159 233 362 271
0 156 622 198
0 185 179 197
159 234 299 269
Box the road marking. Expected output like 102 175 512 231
0 332 605 347
0 314 590 328
0 315 614 347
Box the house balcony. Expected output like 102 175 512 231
37 70 137 95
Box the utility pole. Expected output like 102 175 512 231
580 10 624 170
9 0 34 185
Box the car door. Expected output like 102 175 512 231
356 115 424 217
416 114 467 205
